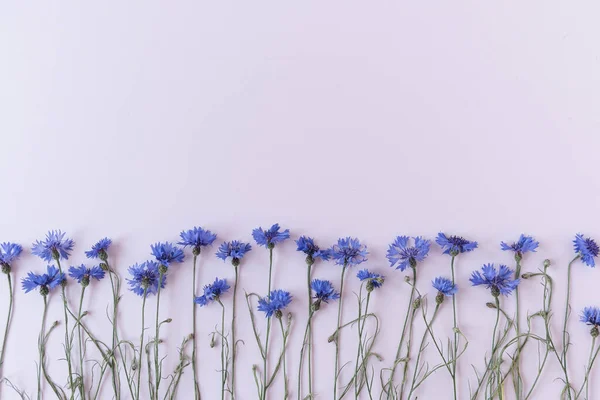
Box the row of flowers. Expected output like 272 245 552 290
0 226 598 400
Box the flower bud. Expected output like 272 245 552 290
98 249 108 261
521 273 532 279
164 318 173 324
99 262 109 271
210 333 216 348
486 302 497 309
435 292 444 305
131 358 138 371
275 310 283 319
412 297 421 310
404 276 411 283
328 332 338 343
366 281 374 293
543 259 551 268
1 262 10 274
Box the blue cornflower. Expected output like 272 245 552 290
436 233 478 256
574 234 600 267
85 238 112 260
387 236 430 271
357 269 385 291
296 236 331 264
432 277 457 296
470 263 520 296
151 242 185 268
311 279 340 304
500 235 539 257
257 289 292 318
252 223 290 248
31 230 75 262
330 237 368 267
127 261 166 296
215 241 252 266
22 265 66 295
581 307 600 326
194 278 230 307
68 264 105 286
0 242 23 269
178 227 217 254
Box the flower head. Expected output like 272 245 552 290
581 307 600 326
252 224 290 248
68 264 105 286
85 238 112 260
331 237 368 267
215 241 252 266
195 278 230 306
357 269 385 291
257 289 292 318
151 242 185 268
178 227 217 254
470 263 520 296
296 236 331 264
436 233 477 256
500 235 539 257
574 234 599 267
432 277 457 296
22 265 65 295
0 242 23 269
311 279 340 303
127 261 166 296
32 230 75 262
387 236 430 271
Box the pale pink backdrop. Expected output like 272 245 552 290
1 2 599 399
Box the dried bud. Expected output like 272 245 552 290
521 273 532 279
99 262 109 271
164 318 173 323
453 327 460 334
486 302 497 309
404 276 411 283
328 332 338 343
275 310 283 319
131 358 138 371
210 333 216 348
366 281 375 293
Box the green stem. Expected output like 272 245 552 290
106 267 126 400
55 258 75 399
307 263 313 398
355 291 371 399
298 309 314 400
231 264 239 400
513 258 522 400
268 247 274 293
191 255 200 400
450 256 458 400
387 265 417 400
0 273 14 380
278 316 289 399
491 296 501 397
333 264 348 398
562 256 580 400
218 300 226 400
136 290 148 400
407 304 440 400
262 318 272 400
38 295 49 400
77 286 87 400
154 271 165 399
576 335 600 399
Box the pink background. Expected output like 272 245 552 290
1 2 599 399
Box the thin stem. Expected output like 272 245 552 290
191 255 200 400
219 300 226 400
136 290 148 400
562 256 580 400
268 247 274 293
356 291 372 399
279 316 289 400
408 304 440 400
77 286 87 400
298 310 314 400
0 273 14 381
262 318 272 400
106 266 127 400
386 265 417 400
513 257 522 400
55 258 75 399
154 271 165 399
231 264 239 400
490 296 501 397
38 295 49 400
333 264 348 398
450 256 458 400
307 263 313 398
399 301 418 399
